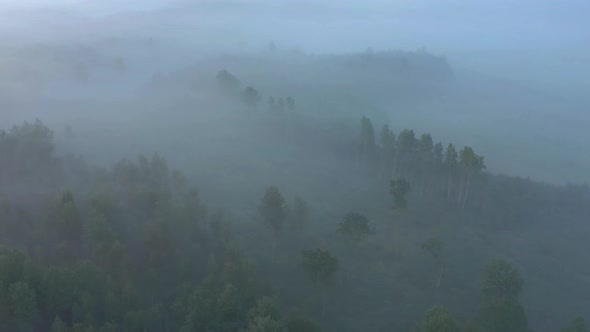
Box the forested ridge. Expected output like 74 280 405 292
0 65 589 332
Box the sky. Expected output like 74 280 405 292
0 0 588 97
0 0 587 52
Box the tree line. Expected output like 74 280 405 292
0 119 588 332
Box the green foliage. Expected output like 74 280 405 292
482 297 528 332
8 281 39 331
390 178 411 208
217 69 241 95
248 296 281 322
561 317 588 332
52 191 83 258
242 86 262 107
444 144 458 168
360 116 377 159
286 96 295 112
289 196 308 232
396 129 417 160
51 316 68 332
459 146 486 173
482 260 528 332
259 186 286 234
433 142 444 165
338 212 372 244
421 238 443 262
483 259 523 300
247 315 285 332
301 249 339 286
380 124 395 152
418 306 460 332
0 119 57 183
1 117 588 332
419 133 434 155
285 314 321 332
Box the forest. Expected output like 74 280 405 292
0 58 589 331
1 1 590 331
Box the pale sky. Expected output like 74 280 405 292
0 0 587 53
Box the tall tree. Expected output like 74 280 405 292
421 237 444 288
289 196 308 233
418 133 434 160
418 133 435 195
217 69 240 96
444 144 459 201
300 249 339 318
390 178 411 209
359 116 377 162
560 317 588 332
458 146 485 209
268 96 276 112
482 259 528 332
52 191 83 262
276 98 285 113
418 306 460 332
242 87 262 108
380 125 396 176
393 129 417 178
285 96 295 112
258 187 286 259
246 297 283 332
433 142 444 166
8 281 39 332
338 212 372 246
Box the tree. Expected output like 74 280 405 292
300 249 338 318
458 146 485 209
380 125 396 175
285 314 321 332
390 178 411 209
248 297 280 322
433 142 444 166
286 96 295 112
242 87 262 108
217 284 242 330
247 315 284 332
380 125 395 152
482 298 528 332
277 98 286 113
8 281 39 332
301 249 338 286
338 212 372 245
359 116 376 161
0 119 57 183
51 317 69 332
268 96 276 112
393 129 417 177
289 196 308 232
482 259 528 332
258 187 286 258
217 69 240 96
418 133 435 194
483 259 523 300
418 306 460 332
419 133 434 159
421 237 444 288
561 317 588 332
259 187 286 233
245 296 284 332
444 144 458 201
53 191 83 261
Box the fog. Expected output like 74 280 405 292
0 1 589 332
2 0 589 182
